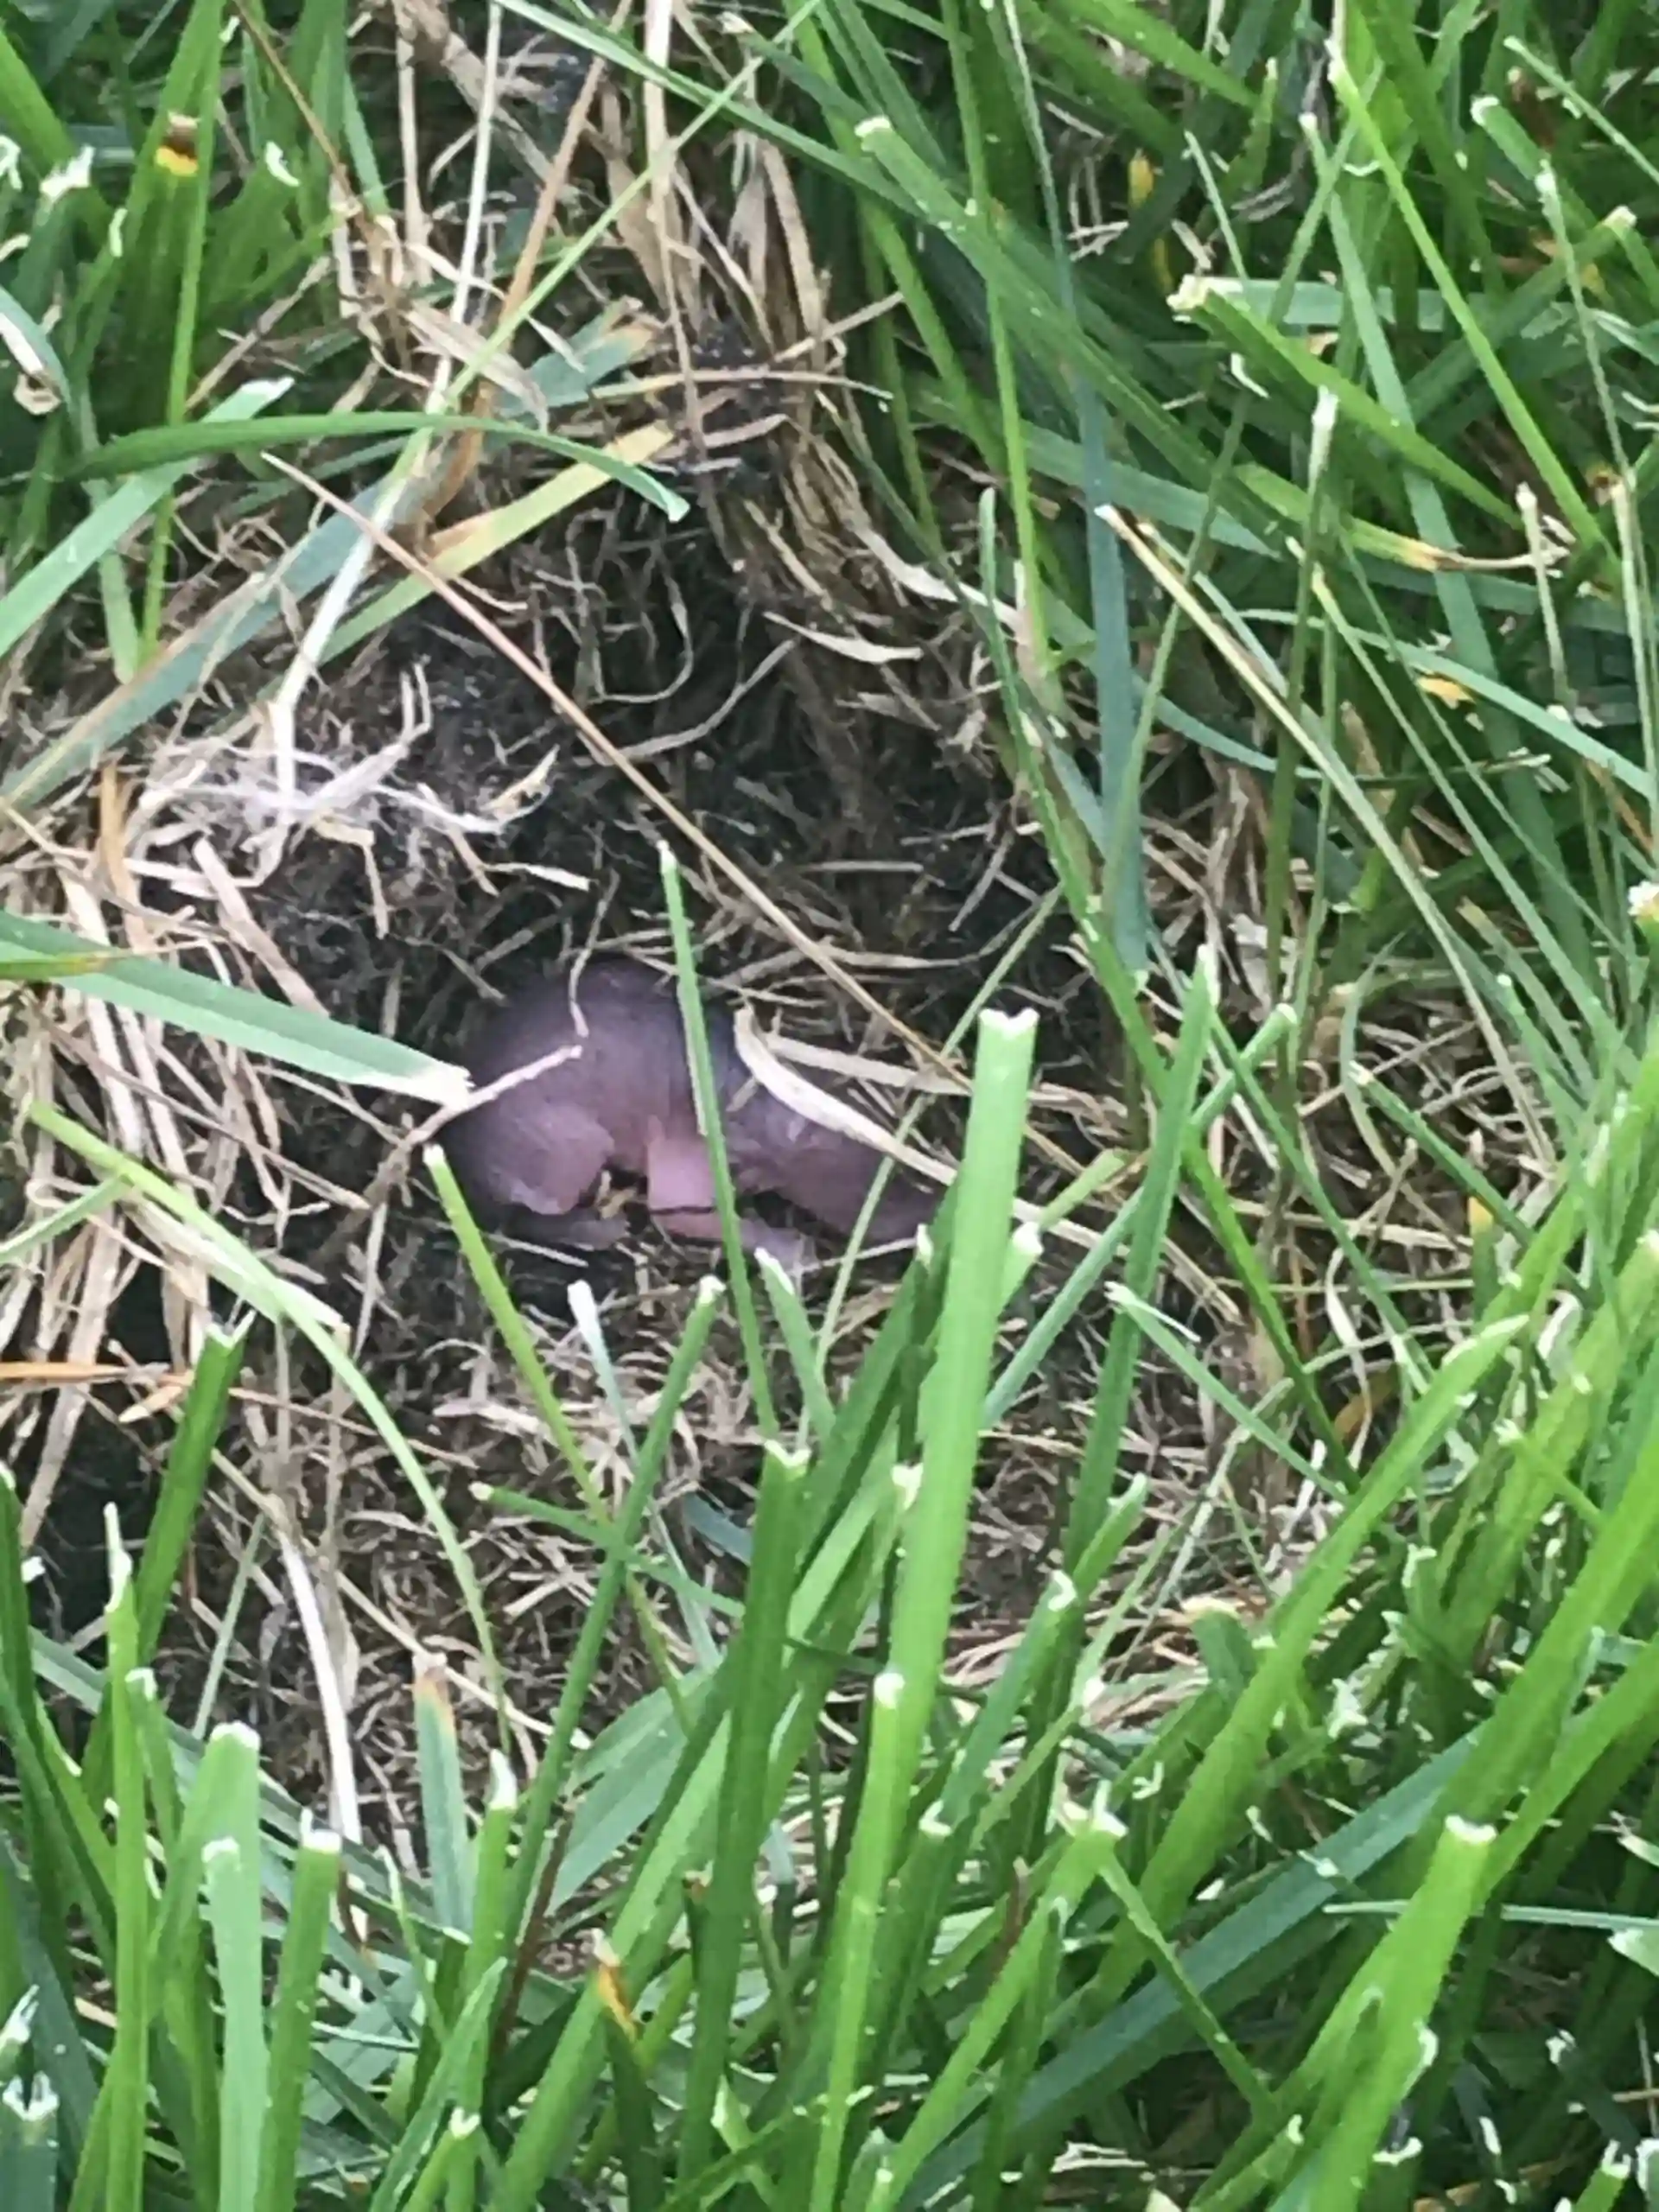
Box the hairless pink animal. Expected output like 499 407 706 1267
443 958 937 1268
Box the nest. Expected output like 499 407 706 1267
0 0 1510 1853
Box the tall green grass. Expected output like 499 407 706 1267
520 0 1659 993
0 0 683 728
10 892 1659 2203
5 0 1659 2204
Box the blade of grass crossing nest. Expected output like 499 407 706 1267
644 0 688 313
258 461 952 1071
757 1031 965 1097
603 91 669 307
760 141 828 369
729 1004 950 1190
18 1224 125 1547
270 1498 364 1853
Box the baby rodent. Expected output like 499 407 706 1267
443 957 937 1268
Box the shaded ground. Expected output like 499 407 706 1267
6 405 1491 1849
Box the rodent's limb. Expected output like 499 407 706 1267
645 1125 813 1273
645 1128 718 1215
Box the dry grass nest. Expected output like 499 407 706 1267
3 487 1512 1849
0 7 1534 1853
